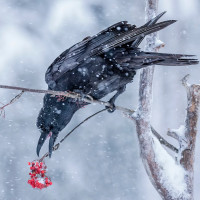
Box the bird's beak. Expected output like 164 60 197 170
36 132 48 157
37 131 58 158
49 133 58 158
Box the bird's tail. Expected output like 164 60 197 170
114 51 198 70
149 52 199 66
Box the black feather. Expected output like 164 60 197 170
37 12 198 157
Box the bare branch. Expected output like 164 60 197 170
167 125 186 141
182 74 190 91
151 126 178 153
134 0 171 198
0 84 134 114
39 108 107 162
0 84 178 153
167 129 180 141
133 1 196 199
128 114 178 153
0 91 24 117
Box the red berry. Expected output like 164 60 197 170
28 160 52 189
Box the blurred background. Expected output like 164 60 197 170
0 0 200 199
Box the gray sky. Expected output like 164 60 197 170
0 0 200 199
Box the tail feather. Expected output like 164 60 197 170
156 57 199 66
115 52 198 70
139 52 198 66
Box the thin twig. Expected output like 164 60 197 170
0 84 178 153
39 108 107 162
0 91 24 117
0 84 133 114
181 74 190 91
151 127 178 153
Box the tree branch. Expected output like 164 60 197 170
134 0 170 198
179 81 200 197
39 108 107 161
0 84 178 153
0 84 133 114
0 91 24 117
133 1 200 199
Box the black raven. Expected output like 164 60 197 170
37 12 198 157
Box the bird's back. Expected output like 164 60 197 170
36 12 198 157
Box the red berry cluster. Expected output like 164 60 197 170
28 161 52 189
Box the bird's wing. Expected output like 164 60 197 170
45 21 137 87
45 17 175 88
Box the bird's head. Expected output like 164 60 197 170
36 107 60 158
36 94 79 157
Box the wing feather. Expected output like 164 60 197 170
45 21 137 87
45 13 175 88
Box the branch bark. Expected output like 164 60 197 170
180 82 200 197
135 0 168 198
133 1 200 199
0 84 178 153
0 84 133 114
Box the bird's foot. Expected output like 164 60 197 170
106 101 116 113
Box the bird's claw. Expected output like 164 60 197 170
106 102 116 113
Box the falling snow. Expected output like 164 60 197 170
0 1 199 200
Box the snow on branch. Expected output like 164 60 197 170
180 81 200 196
133 0 200 199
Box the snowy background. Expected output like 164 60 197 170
0 0 200 199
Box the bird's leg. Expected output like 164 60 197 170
106 86 126 113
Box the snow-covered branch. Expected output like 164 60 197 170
180 81 200 196
166 79 200 198
135 0 167 197
133 1 200 199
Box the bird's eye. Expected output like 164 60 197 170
49 125 54 130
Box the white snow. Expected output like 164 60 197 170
171 125 186 138
116 26 121 31
37 178 45 184
54 108 61 114
153 136 190 199
154 39 165 49
125 72 129 76
170 125 187 163
78 67 88 76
